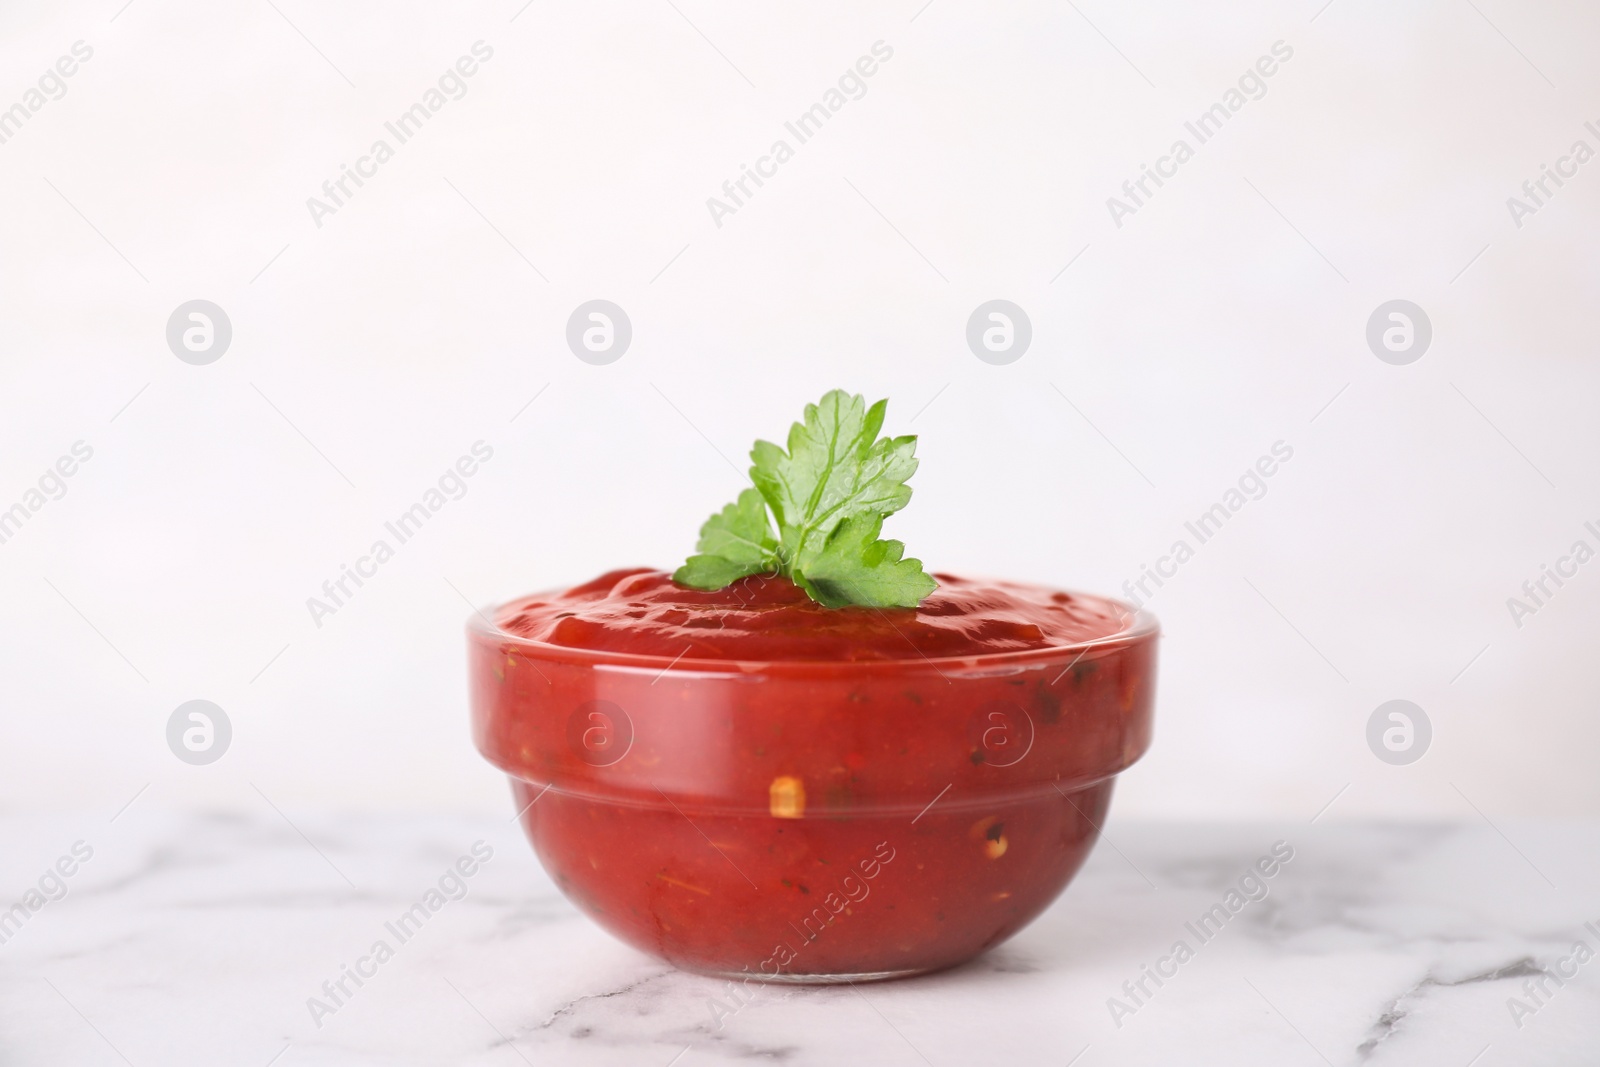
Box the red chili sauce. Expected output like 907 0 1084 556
497 568 1129 662
472 569 1155 978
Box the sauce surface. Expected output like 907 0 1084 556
497 568 1131 662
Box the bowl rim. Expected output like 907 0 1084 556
466 586 1159 678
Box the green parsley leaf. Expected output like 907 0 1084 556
674 487 778 588
794 513 938 608
672 390 937 608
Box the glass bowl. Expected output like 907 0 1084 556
468 589 1157 982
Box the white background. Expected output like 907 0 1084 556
2 0 1596 823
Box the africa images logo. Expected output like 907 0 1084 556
305 42 494 228
1105 41 1294 228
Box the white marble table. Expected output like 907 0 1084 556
4 811 1595 1066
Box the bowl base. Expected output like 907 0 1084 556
692 966 939 985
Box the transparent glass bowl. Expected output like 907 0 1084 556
468 593 1157 981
